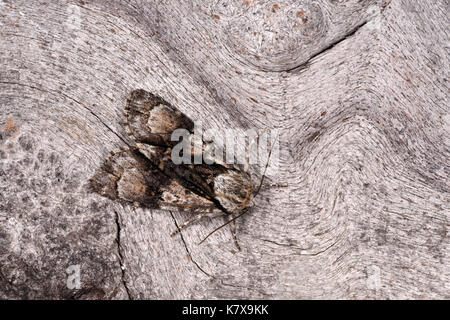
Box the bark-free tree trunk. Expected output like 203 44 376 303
0 0 448 299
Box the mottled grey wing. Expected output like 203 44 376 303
124 89 194 147
123 89 253 214
88 148 221 213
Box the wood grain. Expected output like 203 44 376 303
0 0 448 299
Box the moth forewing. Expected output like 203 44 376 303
90 89 256 247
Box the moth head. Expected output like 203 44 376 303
213 170 253 214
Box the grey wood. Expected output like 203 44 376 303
0 0 448 299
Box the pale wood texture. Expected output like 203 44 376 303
0 0 448 299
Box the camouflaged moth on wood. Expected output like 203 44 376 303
89 89 260 248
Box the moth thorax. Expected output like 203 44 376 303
213 171 253 214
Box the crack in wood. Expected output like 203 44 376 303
282 21 369 74
114 210 132 299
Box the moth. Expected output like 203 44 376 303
89 89 266 248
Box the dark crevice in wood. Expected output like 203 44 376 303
114 210 132 299
260 237 340 257
260 238 310 250
282 20 369 74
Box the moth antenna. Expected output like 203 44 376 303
253 130 279 199
198 209 248 245
199 130 280 245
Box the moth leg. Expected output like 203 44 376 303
171 211 224 237
230 216 241 251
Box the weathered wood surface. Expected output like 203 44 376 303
0 0 448 299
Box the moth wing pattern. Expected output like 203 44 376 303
89 148 163 205
124 89 194 147
122 89 254 215
88 147 221 213
90 89 254 241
